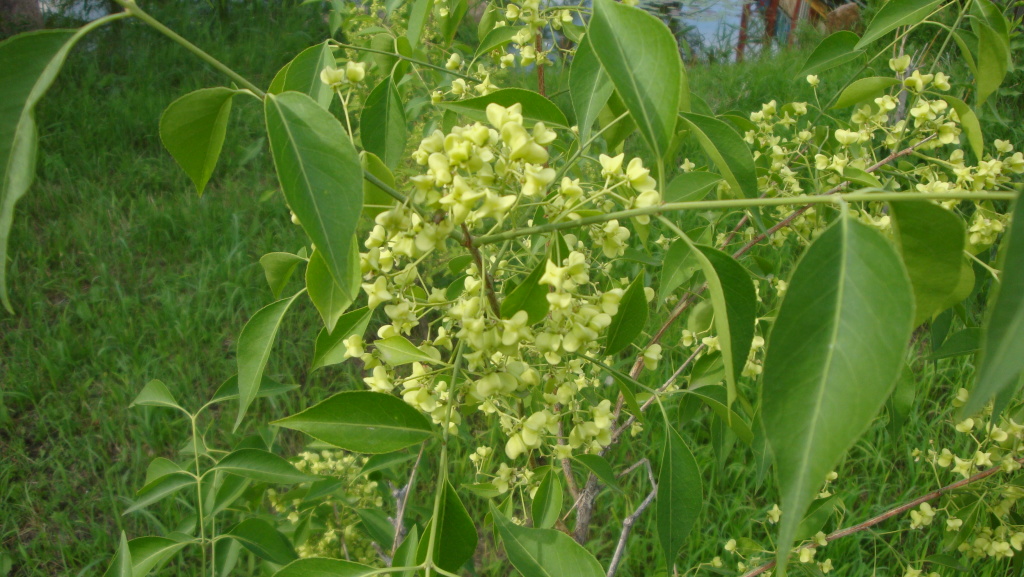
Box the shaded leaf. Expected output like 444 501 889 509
501 258 550 324
572 454 621 492
360 77 406 169
260 252 306 299
438 88 568 127
797 31 863 78
490 503 605 577
856 0 944 49
159 87 236 196
311 307 373 371
678 113 758 200
417 482 478 573
272 558 374 577
664 171 722 203
376 335 437 366
226 518 297 565
605 273 648 356
267 41 336 109
891 200 966 326
235 292 302 430
831 77 901 109
306 246 360 334
125 474 195 515
531 469 563 529
214 449 318 484
657 424 703 570
569 35 614 146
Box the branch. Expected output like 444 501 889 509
390 442 426 554
739 457 1024 577
461 223 502 316
606 460 658 577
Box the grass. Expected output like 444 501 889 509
0 5 1021 577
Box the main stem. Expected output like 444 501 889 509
424 343 465 577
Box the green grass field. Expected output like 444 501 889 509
0 4 1021 576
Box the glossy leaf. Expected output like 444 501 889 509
265 91 363 298
130 380 184 412
973 19 1010 107
664 171 722 203
226 518 297 565
678 113 757 200
569 35 614 146
406 0 430 48
476 25 524 57
572 454 621 492
762 215 914 574
964 199 1024 416
376 335 437 366
531 469 563 529
501 258 550 324
831 77 901 109
235 292 301 430
796 31 863 78
490 503 605 577
311 307 373 370
0 30 83 313
306 246 359 334
657 424 703 570
891 201 966 326
102 532 132 577
589 0 681 159
260 252 306 299
127 536 190 577
272 391 433 453
417 482 477 573
267 41 336 110
273 558 374 577
438 88 568 127
214 449 317 484
604 272 648 356
855 0 944 49
125 473 195 514
360 77 406 169
159 87 236 196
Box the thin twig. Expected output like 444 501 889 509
390 442 427 554
739 457 1024 577
606 461 659 577
461 223 502 315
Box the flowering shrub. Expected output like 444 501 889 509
2 0 1024 576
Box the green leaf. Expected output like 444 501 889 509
393 526 420 577
360 77 407 169
572 454 621 492
102 532 132 577
531 469 563 529
438 88 568 127
890 201 966 326
159 87 236 197
501 258 550 324
417 482 478 573
130 380 184 412
604 272 649 356
664 171 722 203
311 307 373 371
441 0 468 47
359 450 417 476
306 246 360 334
796 31 864 78
267 41 336 110
490 503 605 577
272 391 434 453
589 0 681 159
362 151 397 220
235 292 301 430
831 77 901 109
935 94 983 160
569 35 614 147
355 508 396 546
887 364 916 436
265 91 363 297
762 215 914 575
855 0 944 49
406 0 431 48
476 25 524 57
144 458 183 486
214 449 317 484
683 386 753 444
273 558 375 577
678 113 758 200
973 19 1010 107
657 424 703 570
929 327 981 360
376 335 437 366
842 166 882 189
127 536 190 577
226 518 297 565
1 30 90 313
260 252 306 299
964 199 1024 416
210 374 297 404
125 473 195 515
795 496 837 541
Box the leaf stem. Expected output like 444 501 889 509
330 41 479 81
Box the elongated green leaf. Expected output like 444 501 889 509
144 458 183 486
211 374 297 404
361 151 397 220
604 273 648 356
936 95 983 160
973 19 1010 107
125 473 195 514
127 536 190 577
796 31 864 78
260 252 306 299
476 25 524 57
589 0 681 159
406 0 431 48
490 504 605 577
265 91 363 298
532 469 563 529
102 532 133 577
929 327 981 361
664 172 722 203
236 292 301 430
214 449 317 484
501 258 549 324
359 450 417 476
272 391 433 453
417 482 477 573
684 386 753 444
355 508 396 546
855 0 944 49
159 87 236 196
678 113 757 200
307 245 359 334
268 41 336 110
795 496 837 542
130 380 184 412
438 88 568 127
226 518 297 565
1 30 87 313
569 35 614 146
762 215 914 575
572 454 621 492
831 77 901 109
657 424 702 570
273 558 374 577
964 199 1024 416
891 201 966 326
441 0 468 46
361 77 406 169
376 335 437 366
311 307 373 371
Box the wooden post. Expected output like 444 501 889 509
766 0 780 40
789 0 803 45
737 1 751 62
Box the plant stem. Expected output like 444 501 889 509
112 0 266 98
606 461 658 577
331 41 479 81
391 442 427 554
190 415 208 577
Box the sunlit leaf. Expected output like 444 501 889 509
235 292 302 430
490 503 605 577
159 87 237 196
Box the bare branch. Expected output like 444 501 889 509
390 442 427 555
606 460 658 577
